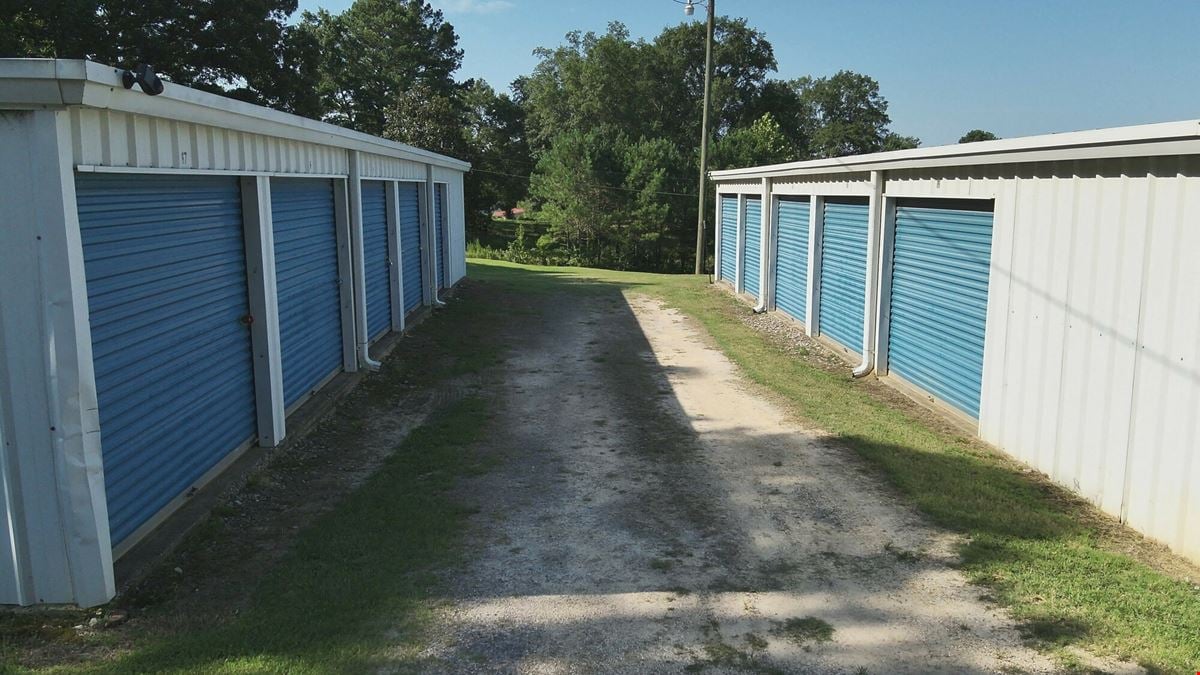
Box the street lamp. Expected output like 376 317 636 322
677 0 714 275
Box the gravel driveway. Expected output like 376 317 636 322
408 284 1055 674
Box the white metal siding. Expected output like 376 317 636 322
434 168 467 285
359 152 425 180
69 108 348 175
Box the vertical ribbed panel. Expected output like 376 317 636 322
399 182 423 313
435 184 446 289
361 181 391 341
76 173 256 545
774 197 810 321
719 196 737 282
819 199 870 351
888 204 994 417
743 197 762 297
271 178 343 408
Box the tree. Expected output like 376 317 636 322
882 133 921 151
381 81 467 157
304 0 462 136
710 113 794 169
460 79 531 223
795 71 896 157
0 0 323 116
959 129 999 143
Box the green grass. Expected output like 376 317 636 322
467 259 1200 673
59 395 491 674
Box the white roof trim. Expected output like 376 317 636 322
0 59 471 172
710 119 1200 180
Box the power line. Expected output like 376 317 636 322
468 165 700 196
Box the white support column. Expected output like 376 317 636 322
735 194 747 294
712 192 722 282
872 193 897 376
424 166 444 306
333 178 358 372
806 196 824 336
418 172 434 306
240 176 285 447
854 171 887 376
386 181 405 332
758 178 774 310
0 109 113 607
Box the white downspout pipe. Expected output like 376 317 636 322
349 151 382 371
426 164 446 308
853 170 885 378
753 177 773 313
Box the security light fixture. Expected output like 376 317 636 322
120 64 164 96
684 1 694 15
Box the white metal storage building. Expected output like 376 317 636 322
0 59 469 607
712 120 1200 566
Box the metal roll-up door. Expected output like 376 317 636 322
435 183 447 289
887 202 994 417
271 178 343 409
719 196 736 282
774 197 810 321
77 173 256 545
819 199 870 352
399 182 423 314
743 197 762 298
361 180 391 341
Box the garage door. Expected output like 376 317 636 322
400 182 423 314
435 184 447 289
774 197 810 322
77 173 256 545
819 198 870 352
718 196 737 283
743 197 762 298
271 178 343 408
887 201 994 417
361 180 391 341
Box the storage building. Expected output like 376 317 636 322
711 120 1200 565
0 59 469 606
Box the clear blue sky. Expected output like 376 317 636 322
296 0 1200 146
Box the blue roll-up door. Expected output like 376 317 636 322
774 197 810 321
435 184 447 289
718 196 737 283
819 199 870 352
77 173 256 545
887 202 994 417
743 197 762 298
362 180 391 341
271 178 343 408
399 182 423 314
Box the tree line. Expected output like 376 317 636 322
3 1 994 273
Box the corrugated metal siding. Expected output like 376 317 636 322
70 108 348 175
359 152 425 180
818 199 869 351
76 173 256 545
887 204 993 417
742 197 762 297
271 178 343 408
435 184 446 288
399 182 423 313
719 196 737 282
361 180 391 341
774 197 810 321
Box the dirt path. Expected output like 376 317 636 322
409 288 1055 674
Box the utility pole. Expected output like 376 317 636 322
693 0 714 275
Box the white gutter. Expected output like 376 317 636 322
753 177 772 313
348 152 382 371
0 59 471 172
852 171 885 379
709 119 1200 181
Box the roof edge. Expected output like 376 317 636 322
710 119 1200 180
0 59 471 172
